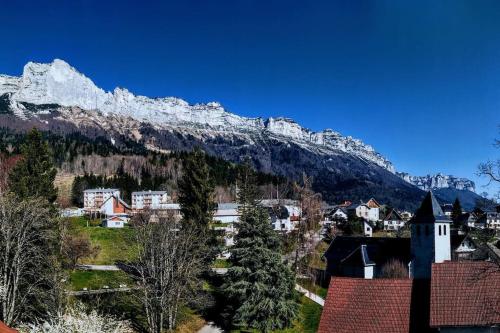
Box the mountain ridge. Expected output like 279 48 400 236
0 59 479 209
0 59 395 172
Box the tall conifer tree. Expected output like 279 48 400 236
223 162 298 332
178 148 216 229
451 197 463 227
8 128 58 203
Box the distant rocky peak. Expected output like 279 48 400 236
397 172 476 192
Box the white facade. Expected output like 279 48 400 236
331 208 348 221
363 220 373 237
271 205 301 232
383 219 405 231
132 191 169 210
83 188 120 211
356 204 379 222
102 216 126 228
486 212 500 230
214 203 240 224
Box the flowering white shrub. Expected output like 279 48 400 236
21 303 131 333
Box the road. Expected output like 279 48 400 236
295 284 325 306
76 264 120 271
197 322 223 333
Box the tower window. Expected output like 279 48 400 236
439 225 442 236
444 225 447 235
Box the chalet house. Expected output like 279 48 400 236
486 211 500 230
99 195 131 227
400 211 413 220
331 207 348 221
261 200 301 232
441 203 453 217
349 198 381 222
451 234 478 260
383 209 405 231
100 195 130 217
83 188 120 213
102 215 128 228
131 190 170 210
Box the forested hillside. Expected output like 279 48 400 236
0 128 287 206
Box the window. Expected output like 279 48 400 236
438 225 442 236
444 225 447 235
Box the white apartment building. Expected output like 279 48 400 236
486 211 500 230
83 188 120 212
131 191 170 210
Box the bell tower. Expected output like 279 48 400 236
410 191 451 279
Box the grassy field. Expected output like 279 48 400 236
297 278 328 299
68 217 138 265
69 270 134 291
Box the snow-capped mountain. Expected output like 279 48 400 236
397 172 476 192
1 59 436 208
0 59 394 172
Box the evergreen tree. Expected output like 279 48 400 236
223 163 298 332
178 148 216 229
451 197 463 227
8 128 58 203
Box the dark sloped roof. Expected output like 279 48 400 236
341 244 375 267
430 261 500 327
323 236 412 270
411 192 451 224
384 208 403 221
318 277 412 333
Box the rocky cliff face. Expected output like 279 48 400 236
0 59 395 172
397 172 476 192
0 59 427 208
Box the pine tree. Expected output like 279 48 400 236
223 163 298 332
178 148 216 229
8 128 58 203
451 197 463 227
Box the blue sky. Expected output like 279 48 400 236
1 1 499 195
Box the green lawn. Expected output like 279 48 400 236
69 270 134 291
67 217 138 265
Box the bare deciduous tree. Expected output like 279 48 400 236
293 174 323 276
133 212 206 333
380 259 409 279
478 130 500 195
60 225 100 269
0 195 59 326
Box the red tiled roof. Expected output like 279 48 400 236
430 261 500 327
0 321 17 333
318 277 412 333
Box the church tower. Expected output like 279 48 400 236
410 191 451 279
